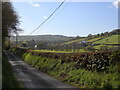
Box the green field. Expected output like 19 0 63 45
62 34 119 45
62 38 86 44
94 35 120 44
93 45 119 49
33 50 72 53
86 36 105 42
33 48 91 53
62 36 105 45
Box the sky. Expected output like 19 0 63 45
12 0 118 37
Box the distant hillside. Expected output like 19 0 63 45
62 29 120 45
10 35 74 42
93 34 120 44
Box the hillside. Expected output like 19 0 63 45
61 29 120 45
10 35 74 42
62 38 86 45
93 34 120 44
62 36 106 45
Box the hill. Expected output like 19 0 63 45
62 29 120 45
93 34 120 44
10 35 74 42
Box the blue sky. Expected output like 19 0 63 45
12 1 118 37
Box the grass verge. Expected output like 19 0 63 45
2 52 23 89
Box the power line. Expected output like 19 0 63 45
28 0 66 35
36 1 71 33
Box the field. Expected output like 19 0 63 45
33 49 88 53
93 35 120 44
33 50 72 53
93 45 119 49
62 38 86 44
62 36 105 45
86 36 105 42
63 34 119 45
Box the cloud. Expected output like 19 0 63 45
113 0 120 8
44 16 47 19
28 2 40 7
32 4 40 7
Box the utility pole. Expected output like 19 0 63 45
15 33 18 48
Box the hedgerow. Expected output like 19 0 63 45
22 53 120 88
10 47 120 88
19 49 119 72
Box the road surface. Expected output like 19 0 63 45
5 51 75 89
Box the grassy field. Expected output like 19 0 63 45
62 36 105 45
61 34 119 46
32 49 90 53
86 36 105 42
33 50 72 53
93 45 119 49
94 35 120 44
62 38 87 44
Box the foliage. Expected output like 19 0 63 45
2 53 21 88
2 2 21 46
4 38 10 50
11 47 120 88
12 47 120 72
2 2 22 89
21 52 120 88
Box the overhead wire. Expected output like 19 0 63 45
28 0 66 35
35 1 71 34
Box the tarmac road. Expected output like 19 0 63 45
5 51 75 89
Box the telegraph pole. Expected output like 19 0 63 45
15 33 18 48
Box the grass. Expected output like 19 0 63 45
22 52 120 88
32 49 89 53
94 35 120 44
61 34 119 46
33 50 72 53
93 45 119 49
86 36 105 42
62 38 87 44
2 53 22 89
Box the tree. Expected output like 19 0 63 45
2 2 21 47
104 32 108 36
88 34 92 37
97 33 100 37
101 33 104 36
76 35 81 39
